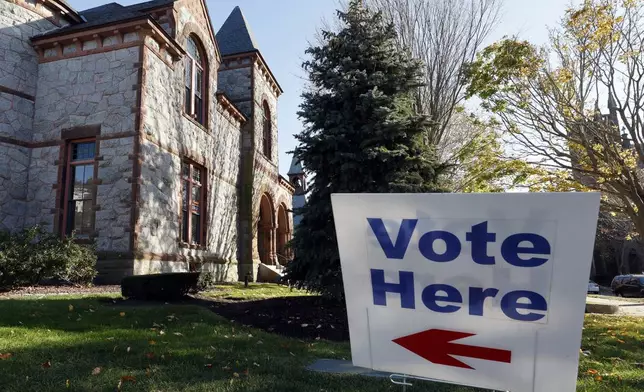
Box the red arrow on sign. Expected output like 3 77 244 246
392 329 512 370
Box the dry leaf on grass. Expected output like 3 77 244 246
0 353 12 360
42 360 51 368
68 305 74 312
92 367 102 375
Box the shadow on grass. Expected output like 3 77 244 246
0 296 482 392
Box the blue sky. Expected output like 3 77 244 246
66 0 572 176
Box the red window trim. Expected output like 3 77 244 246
61 138 98 238
262 101 272 158
184 35 207 127
180 160 207 246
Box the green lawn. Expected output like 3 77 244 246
0 292 641 391
202 283 312 301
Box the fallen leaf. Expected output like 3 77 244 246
173 332 183 336
120 312 126 317
617 339 625 344
42 360 51 368
127 347 131 353
233 372 240 378
595 376 603 381
0 353 12 360
248 334 253 338
587 369 598 375
92 367 102 375
301 324 309 328
289 352 295 357
66 379 70 388
121 375 136 384
146 352 155 359
256 340 263 345
149 340 156 345
68 305 74 312
160 354 166 360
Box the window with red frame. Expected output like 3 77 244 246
184 36 207 126
181 161 206 245
262 101 272 158
63 140 97 238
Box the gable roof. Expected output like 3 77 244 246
216 6 259 56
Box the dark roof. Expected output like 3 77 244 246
33 0 176 39
124 0 175 13
216 6 259 56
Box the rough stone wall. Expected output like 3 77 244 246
0 141 29 230
253 65 279 166
32 47 139 142
138 38 241 277
0 1 56 100
28 47 140 248
0 1 58 231
218 65 253 117
95 137 135 251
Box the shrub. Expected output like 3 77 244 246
0 226 97 290
121 272 200 301
197 271 217 292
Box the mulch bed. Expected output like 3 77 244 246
206 296 350 342
0 285 121 297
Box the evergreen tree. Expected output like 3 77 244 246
285 1 444 299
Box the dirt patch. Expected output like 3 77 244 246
0 285 121 298
206 295 349 342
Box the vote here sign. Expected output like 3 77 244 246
332 193 600 392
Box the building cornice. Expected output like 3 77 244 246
31 17 185 64
279 175 296 195
216 92 247 124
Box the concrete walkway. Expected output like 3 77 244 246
587 296 644 317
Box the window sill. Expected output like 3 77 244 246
179 242 207 250
182 112 209 133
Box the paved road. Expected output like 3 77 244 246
587 296 644 317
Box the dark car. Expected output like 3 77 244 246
611 274 644 297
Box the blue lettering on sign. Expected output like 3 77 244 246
367 219 552 322
367 218 417 259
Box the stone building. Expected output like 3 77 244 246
0 0 295 283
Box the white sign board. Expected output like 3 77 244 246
332 193 600 392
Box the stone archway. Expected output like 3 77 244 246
257 194 275 265
277 203 291 265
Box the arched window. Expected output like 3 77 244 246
262 101 272 158
185 35 207 126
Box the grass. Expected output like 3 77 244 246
202 283 312 300
0 292 640 391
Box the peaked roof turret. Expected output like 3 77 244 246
216 6 260 56
288 156 304 176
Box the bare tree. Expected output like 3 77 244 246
466 0 644 241
367 0 501 152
